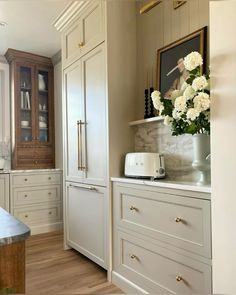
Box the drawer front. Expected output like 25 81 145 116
13 185 61 206
114 230 212 294
114 183 211 258
14 204 61 225
12 173 61 186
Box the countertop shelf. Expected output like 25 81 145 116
128 116 163 126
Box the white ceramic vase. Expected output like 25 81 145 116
192 134 210 185
0 158 5 170
38 74 46 91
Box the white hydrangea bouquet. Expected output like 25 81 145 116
151 51 210 136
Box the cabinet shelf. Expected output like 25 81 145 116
128 116 164 126
21 126 32 129
21 108 31 111
39 110 48 113
20 87 31 91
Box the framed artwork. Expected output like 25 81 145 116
156 27 207 97
173 1 186 9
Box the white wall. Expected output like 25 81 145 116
136 0 209 119
210 1 236 293
54 61 63 169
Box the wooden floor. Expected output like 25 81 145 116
25 231 123 294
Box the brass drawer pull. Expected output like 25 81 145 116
130 206 138 212
25 214 28 218
130 254 139 261
175 217 182 223
24 194 28 198
48 177 51 180
49 211 52 215
24 178 28 181
176 275 183 282
48 192 52 195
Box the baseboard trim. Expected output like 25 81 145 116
111 271 148 294
30 222 63 235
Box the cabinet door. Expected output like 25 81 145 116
64 60 84 182
82 44 107 187
80 1 105 56
62 18 82 67
65 182 107 269
0 174 9 211
16 63 35 144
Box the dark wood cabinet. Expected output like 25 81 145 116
5 49 55 169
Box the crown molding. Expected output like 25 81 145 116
53 1 89 32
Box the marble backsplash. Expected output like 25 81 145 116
134 122 199 182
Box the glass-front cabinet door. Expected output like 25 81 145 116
37 69 50 144
19 65 34 143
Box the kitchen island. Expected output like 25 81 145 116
0 207 30 293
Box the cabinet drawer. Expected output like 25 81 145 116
14 204 61 225
114 183 211 258
13 185 61 206
114 230 212 294
12 173 61 186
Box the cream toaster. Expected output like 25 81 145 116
124 152 165 179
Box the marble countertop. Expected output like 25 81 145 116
111 177 211 194
0 208 30 246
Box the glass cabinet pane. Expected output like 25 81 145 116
38 70 49 142
20 67 32 142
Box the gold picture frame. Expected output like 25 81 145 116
156 27 207 95
173 1 186 9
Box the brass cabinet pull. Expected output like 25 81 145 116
48 177 51 180
24 194 28 198
130 254 139 260
175 217 182 223
130 206 138 212
25 214 28 218
78 41 85 48
49 211 52 215
48 192 52 195
77 120 86 171
69 183 97 192
176 276 183 282
24 178 28 181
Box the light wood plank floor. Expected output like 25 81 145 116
25 231 123 294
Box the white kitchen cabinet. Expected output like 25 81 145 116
0 174 9 211
55 0 137 273
11 170 62 235
112 180 212 294
66 182 107 268
62 1 104 68
64 60 84 183
64 44 107 186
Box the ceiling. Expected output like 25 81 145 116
0 0 71 58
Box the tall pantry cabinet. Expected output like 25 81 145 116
54 0 137 271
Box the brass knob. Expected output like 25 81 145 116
48 177 51 180
176 276 183 282
130 206 138 211
25 214 28 218
130 254 139 260
49 211 52 215
48 192 52 195
35 161 38 164
78 41 85 48
24 194 28 198
175 217 182 223
24 178 28 181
